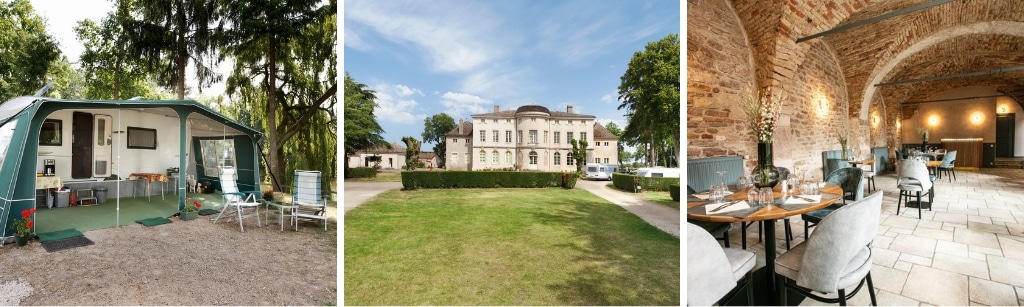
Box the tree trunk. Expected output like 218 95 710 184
174 4 186 100
267 40 283 191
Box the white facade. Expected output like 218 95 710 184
445 105 618 171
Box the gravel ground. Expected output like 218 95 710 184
0 206 337 306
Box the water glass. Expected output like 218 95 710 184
747 188 759 206
710 184 724 203
736 176 749 190
758 187 773 206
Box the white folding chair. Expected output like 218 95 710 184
291 170 329 231
212 167 261 232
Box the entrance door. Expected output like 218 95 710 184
93 115 112 177
72 112 95 179
996 114 1015 157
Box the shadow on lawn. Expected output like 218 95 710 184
531 199 680 306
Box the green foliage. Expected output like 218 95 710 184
346 167 377 179
344 72 388 166
0 0 60 101
422 113 457 168
562 172 579 189
124 0 221 99
604 121 631 165
617 33 680 167
73 8 155 100
401 171 566 190
402 136 422 171
612 173 677 192
669 184 680 201
570 139 588 174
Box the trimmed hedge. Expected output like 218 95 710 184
346 167 377 178
401 171 570 189
612 173 678 192
669 184 680 201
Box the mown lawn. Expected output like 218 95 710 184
603 183 679 209
344 188 680 306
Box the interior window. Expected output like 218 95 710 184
200 139 236 175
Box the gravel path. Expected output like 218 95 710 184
0 206 337 306
576 180 680 237
343 181 402 213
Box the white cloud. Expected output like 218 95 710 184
372 83 428 123
345 1 508 73
439 92 492 118
601 92 621 104
460 67 537 100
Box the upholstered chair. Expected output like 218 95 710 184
938 150 957 182
897 159 933 219
775 191 883 306
801 167 864 239
687 222 756 305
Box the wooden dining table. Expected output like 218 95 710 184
687 182 844 305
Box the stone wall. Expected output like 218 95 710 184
782 41 850 181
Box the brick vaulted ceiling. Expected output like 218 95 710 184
733 0 1024 118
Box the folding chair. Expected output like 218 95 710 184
212 167 261 232
292 170 329 231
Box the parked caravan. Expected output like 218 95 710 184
584 163 618 180
634 167 681 178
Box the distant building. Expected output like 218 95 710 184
445 105 619 171
347 142 406 169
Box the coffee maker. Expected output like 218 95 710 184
43 159 55 176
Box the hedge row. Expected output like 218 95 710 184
611 173 679 192
669 184 680 201
346 167 377 178
401 171 576 189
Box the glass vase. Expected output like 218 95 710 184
752 142 780 188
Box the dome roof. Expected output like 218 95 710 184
515 105 550 114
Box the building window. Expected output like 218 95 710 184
452 153 458 164
605 141 609 146
594 158 599 163
595 142 599 147
567 132 574 142
604 158 609 164
506 151 512 164
507 119 511 124
568 120 573 125
505 131 512 143
518 131 523 144
567 155 574 165
529 130 538 144
480 150 486 163
492 151 499 164
554 132 560 144
531 118 536 122
452 138 457 143
480 130 486 142
465 138 470 143
493 130 499 142
581 132 587 142
529 151 537 165
554 153 561 165
544 131 548 144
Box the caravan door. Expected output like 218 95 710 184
93 114 112 177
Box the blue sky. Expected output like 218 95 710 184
343 0 680 148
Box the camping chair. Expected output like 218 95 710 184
292 170 329 231
212 167 261 232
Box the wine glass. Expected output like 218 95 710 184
716 170 727 189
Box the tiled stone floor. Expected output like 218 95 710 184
724 168 1024 306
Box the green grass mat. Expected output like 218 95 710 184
37 228 84 243
41 236 94 253
135 217 173 227
197 208 219 216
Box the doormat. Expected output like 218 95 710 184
197 208 219 216
41 236 94 253
135 217 172 227
37 228 83 243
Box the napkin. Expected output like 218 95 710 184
692 191 733 200
704 200 750 214
783 194 822 205
818 182 826 188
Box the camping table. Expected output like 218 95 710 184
264 200 296 231
687 183 844 305
128 173 169 202
36 176 62 209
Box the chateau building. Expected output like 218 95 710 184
446 105 619 171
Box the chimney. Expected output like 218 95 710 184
567 105 573 114
494 105 499 113
458 119 464 134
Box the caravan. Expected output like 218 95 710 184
634 167 681 178
584 163 618 180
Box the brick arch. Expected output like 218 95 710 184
861 21 1024 119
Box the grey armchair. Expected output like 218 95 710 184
775 191 883 305
938 150 957 182
687 222 756 306
801 167 863 239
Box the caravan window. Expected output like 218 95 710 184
39 119 61 146
0 119 18 167
201 139 236 175
127 127 157 149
